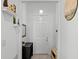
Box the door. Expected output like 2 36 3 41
33 15 49 54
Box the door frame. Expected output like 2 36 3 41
19 0 61 59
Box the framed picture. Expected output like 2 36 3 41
22 24 26 38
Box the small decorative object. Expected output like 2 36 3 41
13 16 16 24
8 3 11 11
17 19 20 25
64 0 78 21
10 4 13 11
3 0 8 7
8 3 16 13
13 4 16 13
22 24 26 38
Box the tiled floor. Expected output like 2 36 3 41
31 54 51 59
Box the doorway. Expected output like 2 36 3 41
21 1 60 59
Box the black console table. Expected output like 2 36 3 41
22 42 33 59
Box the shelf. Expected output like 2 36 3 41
2 7 16 16
13 24 19 27
13 24 19 28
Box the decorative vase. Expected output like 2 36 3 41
3 0 8 7
13 16 16 24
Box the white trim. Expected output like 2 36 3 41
55 2 60 59
57 0 64 59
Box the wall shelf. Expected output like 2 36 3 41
2 7 16 16
13 24 19 27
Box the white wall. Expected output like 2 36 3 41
16 0 22 59
1 8 18 59
1 0 21 59
59 0 78 59
60 13 78 59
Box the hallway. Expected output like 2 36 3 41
1 0 78 59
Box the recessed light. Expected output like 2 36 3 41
39 9 43 15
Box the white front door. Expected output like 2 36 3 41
33 15 49 54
